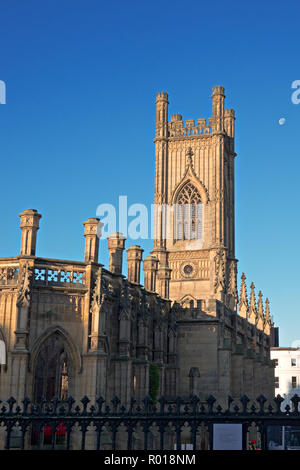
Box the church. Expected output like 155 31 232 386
0 87 275 413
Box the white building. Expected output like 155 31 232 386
271 347 300 409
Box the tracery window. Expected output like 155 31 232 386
34 333 70 403
174 182 203 241
31 333 70 446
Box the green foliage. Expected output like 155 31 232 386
149 363 160 403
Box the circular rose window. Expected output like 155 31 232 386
180 262 197 278
183 264 193 275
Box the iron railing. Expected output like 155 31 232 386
1 394 300 450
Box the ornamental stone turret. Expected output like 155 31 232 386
126 245 144 284
224 108 235 153
83 217 103 263
19 209 42 256
224 108 235 137
107 232 126 275
155 92 169 139
212 85 225 133
156 265 172 299
143 255 158 292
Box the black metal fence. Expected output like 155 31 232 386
1 394 300 450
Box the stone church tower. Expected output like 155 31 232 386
152 87 237 311
151 88 274 402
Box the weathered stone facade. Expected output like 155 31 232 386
0 87 275 411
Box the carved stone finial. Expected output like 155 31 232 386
256 290 264 330
264 298 272 335
248 282 257 325
265 298 271 321
238 273 248 319
257 291 264 316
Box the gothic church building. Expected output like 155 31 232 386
0 87 275 411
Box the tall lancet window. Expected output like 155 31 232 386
34 334 70 403
174 182 203 241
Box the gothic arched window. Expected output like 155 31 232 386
174 182 203 241
34 333 70 403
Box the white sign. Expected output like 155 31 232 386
213 423 243 450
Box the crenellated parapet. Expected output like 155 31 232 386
162 86 235 141
168 115 213 137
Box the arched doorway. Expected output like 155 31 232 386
34 332 70 403
32 332 70 447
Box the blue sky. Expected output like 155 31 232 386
0 0 299 346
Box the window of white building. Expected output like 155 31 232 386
292 377 297 388
291 358 297 367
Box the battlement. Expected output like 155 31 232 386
168 116 213 137
212 85 225 96
225 108 235 118
156 91 168 102
156 86 235 139
170 114 182 122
